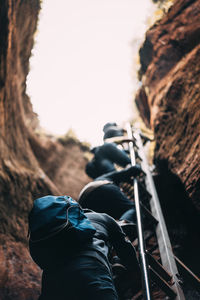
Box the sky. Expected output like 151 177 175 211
27 0 154 146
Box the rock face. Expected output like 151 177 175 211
1 0 200 298
136 0 200 212
136 0 200 282
0 1 90 299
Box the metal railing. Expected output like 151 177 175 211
126 123 152 300
126 123 185 300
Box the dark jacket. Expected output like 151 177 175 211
86 143 131 179
85 211 139 271
29 211 139 273
79 166 141 204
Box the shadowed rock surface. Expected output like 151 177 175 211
136 0 200 288
1 0 200 299
136 0 200 211
0 1 90 299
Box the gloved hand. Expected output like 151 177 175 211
125 164 145 178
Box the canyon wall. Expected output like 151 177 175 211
0 1 90 299
1 0 200 298
135 0 200 279
136 0 200 211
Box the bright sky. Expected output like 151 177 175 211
27 0 154 146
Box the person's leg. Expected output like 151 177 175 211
119 208 137 223
98 143 131 167
120 207 150 229
80 184 134 220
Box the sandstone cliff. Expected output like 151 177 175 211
0 1 90 299
1 0 200 298
136 0 200 277
136 0 200 212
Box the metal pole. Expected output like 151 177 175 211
135 128 185 300
126 123 152 300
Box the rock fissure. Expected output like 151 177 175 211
0 0 200 298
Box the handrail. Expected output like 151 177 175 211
126 123 152 300
133 127 185 300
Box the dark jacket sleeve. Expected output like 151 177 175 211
104 214 140 271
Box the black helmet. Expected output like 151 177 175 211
103 122 117 132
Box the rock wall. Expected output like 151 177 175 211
136 0 200 211
0 1 90 299
2 0 200 298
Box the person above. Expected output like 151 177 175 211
79 165 142 221
86 142 131 179
103 122 125 140
28 195 140 300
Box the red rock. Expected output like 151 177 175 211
0 1 91 299
136 0 200 211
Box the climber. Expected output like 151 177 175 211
79 165 142 222
85 142 131 179
103 122 125 140
28 196 141 300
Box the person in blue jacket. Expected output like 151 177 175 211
29 199 141 300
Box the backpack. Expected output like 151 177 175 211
28 195 96 243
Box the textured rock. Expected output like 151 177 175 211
29 133 91 200
0 1 90 299
0 235 41 300
136 0 200 211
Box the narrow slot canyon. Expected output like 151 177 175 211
0 0 200 299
